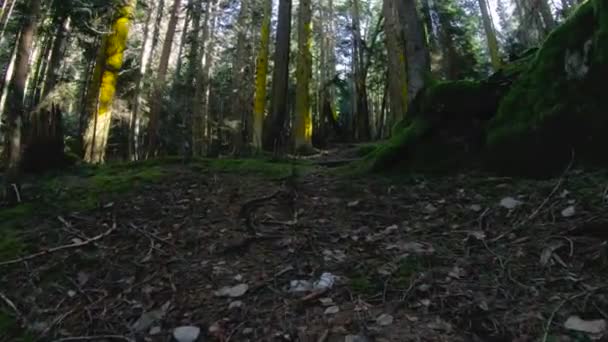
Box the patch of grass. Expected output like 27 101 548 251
195 158 310 179
0 312 34 342
394 256 427 286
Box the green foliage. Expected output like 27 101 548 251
0 312 34 342
487 0 608 176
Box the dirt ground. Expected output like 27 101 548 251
1 162 608 342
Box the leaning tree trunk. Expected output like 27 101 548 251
294 0 313 151
3 0 42 199
147 0 182 156
83 0 137 164
252 0 272 150
478 0 501 71
264 0 292 151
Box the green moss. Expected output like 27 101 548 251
487 0 608 176
196 158 309 179
0 312 34 342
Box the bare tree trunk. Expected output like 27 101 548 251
264 0 292 151
229 0 250 155
351 0 370 141
3 0 42 198
395 0 430 99
294 0 312 151
174 5 191 79
478 0 501 70
147 0 182 156
383 0 408 126
129 2 155 160
252 0 272 150
42 15 71 100
0 0 16 46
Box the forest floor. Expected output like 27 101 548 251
1 156 608 342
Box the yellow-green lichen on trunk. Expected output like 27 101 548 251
83 0 136 164
294 0 313 152
252 0 272 150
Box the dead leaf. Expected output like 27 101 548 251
131 309 165 333
347 200 360 208
214 283 249 298
564 316 607 334
424 203 438 213
386 242 434 255
470 204 483 212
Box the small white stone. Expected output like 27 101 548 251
324 306 340 315
376 314 394 326
173 326 201 342
229 300 243 309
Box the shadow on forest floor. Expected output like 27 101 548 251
1 157 608 341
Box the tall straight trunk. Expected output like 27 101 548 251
0 0 16 45
149 0 166 72
193 0 218 156
28 34 53 108
4 0 42 191
0 31 18 115
42 15 71 100
129 2 155 160
147 0 182 155
294 0 312 151
395 0 430 100
229 0 250 154
383 0 408 126
252 0 272 150
351 0 370 141
478 0 501 70
83 0 137 163
264 0 292 150
174 5 191 79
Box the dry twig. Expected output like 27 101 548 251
0 224 116 267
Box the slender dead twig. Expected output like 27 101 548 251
51 335 133 342
0 224 116 267
0 291 22 320
493 151 575 242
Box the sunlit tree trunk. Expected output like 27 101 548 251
252 0 272 150
147 0 182 156
129 1 155 160
264 0 292 150
383 0 408 126
229 0 250 154
294 0 313 151
0 32 18 116
478 0 501 71
193 0 218 156
0 0 16 46
27 34 52 109
174 4 191 79
3 0 42 194
395 0 430 99
83 0 137 164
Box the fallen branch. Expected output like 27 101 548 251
0 224 116 267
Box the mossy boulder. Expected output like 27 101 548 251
367 78 512 172
487 0 608 176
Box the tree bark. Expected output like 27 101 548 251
351 0 370 141
395 0 430 99
252 0 272 150
42 15 71 100
264 0 292 150
383 0 408 126
294 0 312 151
83 0 137 163
147 0 182 156
3 0 42 194
229 0 250 155
478 0 501 70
